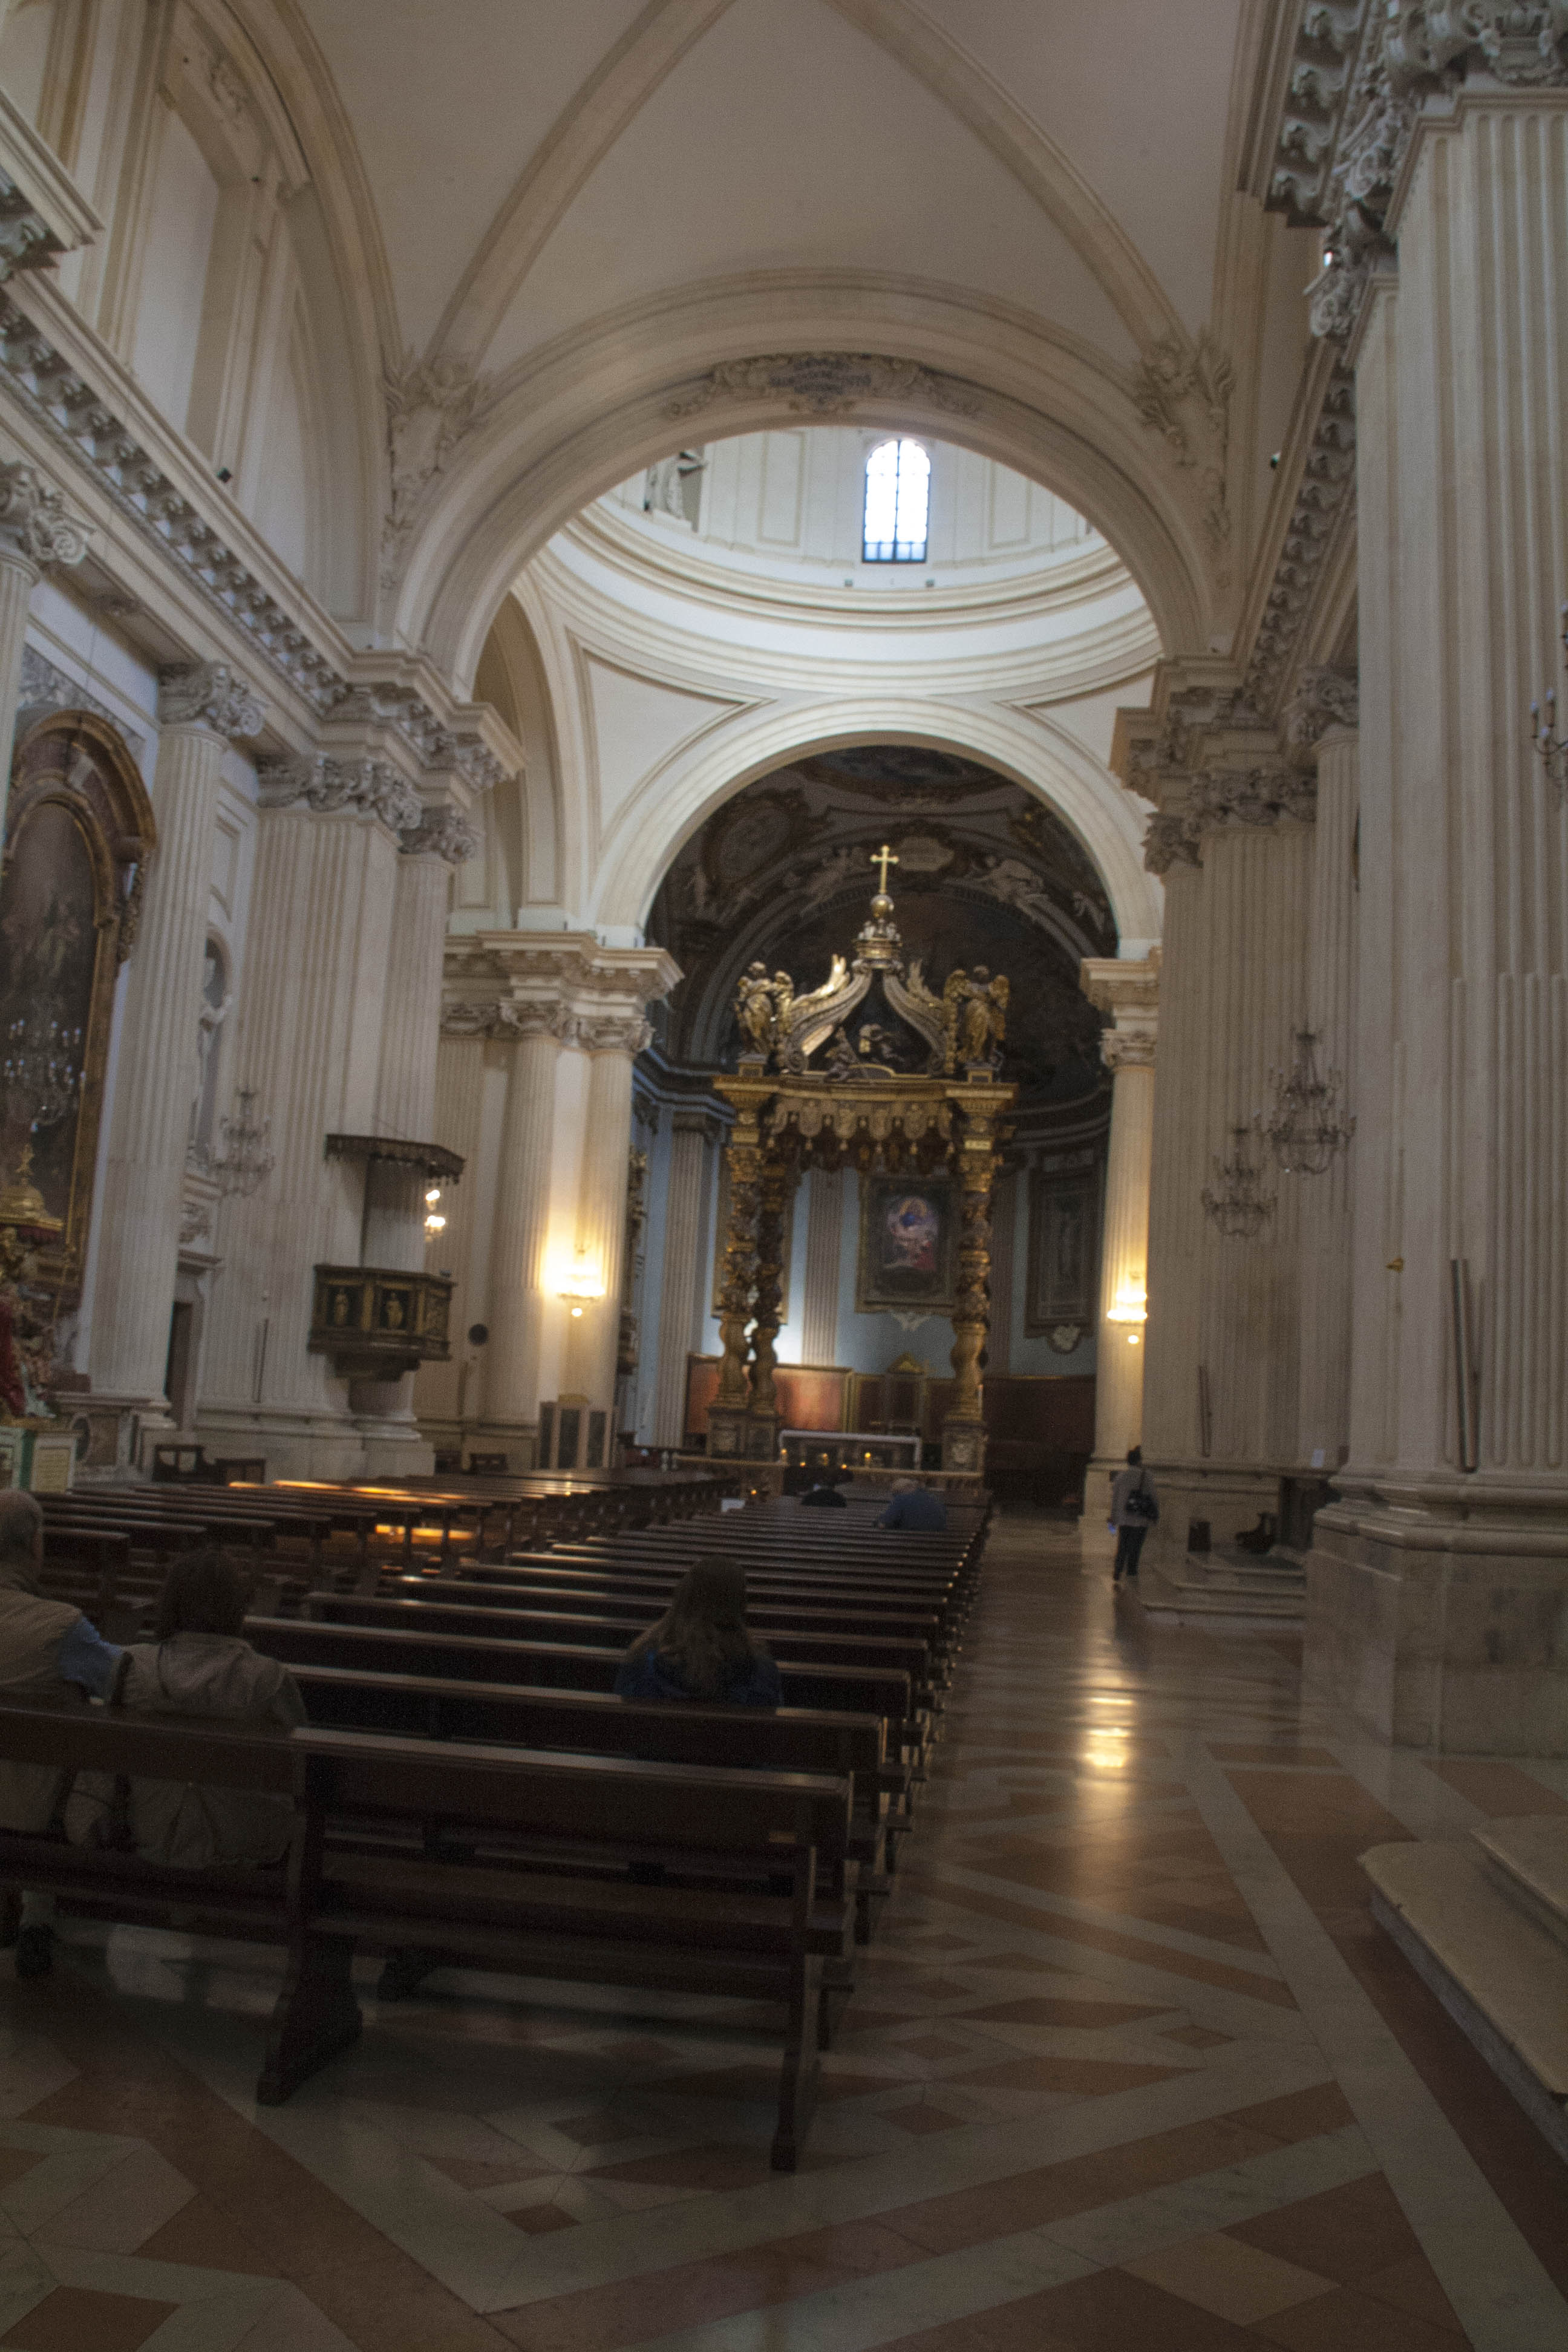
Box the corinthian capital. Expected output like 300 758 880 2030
1100 1028 1155 1073
1143 811 1201 875
578 1012 653 1056
1285 666 1359 750
158 659 267 739
401 806 480 864
258 752 422 834
0 460 88 569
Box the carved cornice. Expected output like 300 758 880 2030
0 292 512 786
1286 662 1359 747
1191 765 1317 831
324 1132 465 1181
1269 5 1568 348
1080 952 1159 1069
157 659 266 740
666 352 981 422
1243 369 1356 717
0 457 87 568
400 806 480 864
257 753 423 834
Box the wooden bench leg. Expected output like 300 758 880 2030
771 1954 822 2172
258 1935 362 2105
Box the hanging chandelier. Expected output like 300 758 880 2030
1201 1123 1276 1240
209 1088 275 1200
1261 1030 1355 1176
1530 601 1568 795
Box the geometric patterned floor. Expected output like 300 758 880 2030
1 1514 1564 2350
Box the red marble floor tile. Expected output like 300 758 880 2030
959 1996 1172 2028
950 2053 1183 2097
547 2106 667 2148
0 2150 41 2193
507 2203 579 2234
0 2288 178 2351
883 2103 967 2135
1426 1761 1568 1817
1250 2282 1469 2350
1019 2265 1262 2348
134 2190 279 2275
1221 2080 1357 2144
1361 2255 1468 2333
653 2063 901 2104
586 2144 775 2192
1160 2024 1234 2050
1226 2174 1425 2284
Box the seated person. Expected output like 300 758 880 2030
68 1549 305 1871
0 1491 123 1979
799 1468 848 1508
876 1475 948 1532
615 1558 781 1705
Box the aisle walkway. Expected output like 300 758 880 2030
0 1518 1563 2350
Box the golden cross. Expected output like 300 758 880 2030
871 843 899 895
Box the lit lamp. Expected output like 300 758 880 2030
1105 1279 1147 1346
423 1185 446 1237
558 1253 604 1319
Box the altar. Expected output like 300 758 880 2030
708 847 1017 1474
780 1428 921 1474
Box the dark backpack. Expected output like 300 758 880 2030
1123 1472 1158 1524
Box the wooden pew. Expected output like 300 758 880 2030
283 1661 897 1935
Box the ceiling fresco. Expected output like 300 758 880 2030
647 749 1115 1106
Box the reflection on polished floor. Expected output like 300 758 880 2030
0 1515 1564 2352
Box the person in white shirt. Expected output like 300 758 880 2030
1109 1446 1158 1584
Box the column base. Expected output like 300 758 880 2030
417 1416 538 1475
1079 1455 1123 1547
941 1418 985 1474
59 1393 174 1485
706 1405 752 1461
1305 1494 1568 1754
193 1404 368 1485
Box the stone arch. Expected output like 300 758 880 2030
587 696 1161 956
396 275 1220 688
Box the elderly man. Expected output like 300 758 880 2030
0 1490 123 1978
876 1476 947 1532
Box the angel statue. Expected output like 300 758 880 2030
943 965 1010 1071
736 961 779 1059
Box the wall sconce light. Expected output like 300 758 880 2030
1105 1280 1147 1325
558 1252 604 1319
423 1184 446 1236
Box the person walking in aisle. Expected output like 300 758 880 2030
1109 1446 1158 1584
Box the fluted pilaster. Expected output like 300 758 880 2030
564 1025 645 1411
800 1167 843 1368
89 664 266 1406
1296 723 1358 1470
485 1016 570 1427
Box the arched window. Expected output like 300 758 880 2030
863 438 930 563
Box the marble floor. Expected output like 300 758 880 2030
0 1516 1564 2352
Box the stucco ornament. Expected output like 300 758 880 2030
1286 665 1360 748
258 754 423 834
400 806 480 864
157 661 267 740
667 353 981 421
0 461 88 567
0 172 60 284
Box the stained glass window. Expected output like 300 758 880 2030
863 437 930 563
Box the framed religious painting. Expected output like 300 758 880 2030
0 711 155 1290
1025 1161 1102 1340
855 1175 956 1316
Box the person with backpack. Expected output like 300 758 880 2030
1109 1446 1158 1584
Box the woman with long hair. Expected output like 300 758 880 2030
614 1557 781 1706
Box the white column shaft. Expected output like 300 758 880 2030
1297 728 1358 1469
89 721 226 1400
652 1117 711 1445
1089 1057 1155 1480
564 1045 636 1408
0 553 37 843
800 1166 843 1368
485 1028 564 1423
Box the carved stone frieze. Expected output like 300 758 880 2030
1287 664 1360 747
18 645 145 756
0 171 64 285
1191 765 1317 831
400 806 480 864
0 295 511 786
158 659 266 740
0 457 88 568
257 753 423 834
667 353 981 422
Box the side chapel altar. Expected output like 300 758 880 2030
708 847 1017 1472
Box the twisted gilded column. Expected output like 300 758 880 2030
88 662 266 1414
0 462 87 839
1079 953 1159 1530
708 1099 762 1459
942 1100 999 1473
744 1155 791 1447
